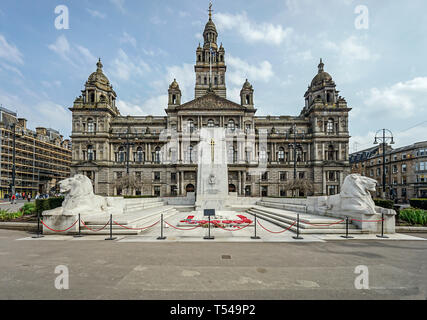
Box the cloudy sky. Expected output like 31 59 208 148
0 0 426 151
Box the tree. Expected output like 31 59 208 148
283 179 314 197
114 174 142 196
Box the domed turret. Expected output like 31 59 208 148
240 79 254 108
310 58 334 88
87 58 112 89
168 79 181 108
203 2 218 49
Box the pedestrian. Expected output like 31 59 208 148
27 194 31 202
11 194 16 204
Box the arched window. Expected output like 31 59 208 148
228 119 235 132
327 92 332 103
87 118 95 133
207 119 214 127
87 145 95 161
187 119 195 133
172 94 176 104
228 146 236 163
154 147 161 163
327 119 334 134
136 147 144 163
327 145 335 161
246 94 250 104
118 147 125 163
198 55 201 62
278 147 285 162
89 91 95 103
204 77 207 85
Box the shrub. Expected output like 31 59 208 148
35 197 64 214
20 203 36 215
374 199 394 209
409 199 427 210
399 208 427 226
0 209 23 221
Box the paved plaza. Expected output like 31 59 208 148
1 229 426 300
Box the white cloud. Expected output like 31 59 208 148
0 34 24 65
120 32 137 47
324 35 380 62
0 62 23 77
110 48 150 81
48 35 96 68
86 8 107 19
117 95 168 116
215 11 293 45
110 0 126 13
227 55 274 86
364 77 427 117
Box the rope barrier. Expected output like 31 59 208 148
164 220 202 231
212 222 252 231
257 220 296 234
113 220 160 230
351 218 384 222
40 219 78 233
80 219 110 232
304 219 345 227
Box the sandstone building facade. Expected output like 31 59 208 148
0 106 71 198
70 9 351 197
350 141 427 202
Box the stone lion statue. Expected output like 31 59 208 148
59 174 107 215
317 173 395 217
45 174 123 216
323 174 378 214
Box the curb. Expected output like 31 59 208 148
395 226 427 233
0 222 38 232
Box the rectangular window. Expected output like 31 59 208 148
280 172 287 181
171 173 177 182
261 172 268 181
154 172 161 181
154 186 160 197
298 172 305 179
402 164 407 173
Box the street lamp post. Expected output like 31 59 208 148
374 129 395 199
288 123 303 196
10 123 16 197
118 126 135 175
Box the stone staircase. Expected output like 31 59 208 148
247 205 362 234
79 198 179 235
256 198 307 213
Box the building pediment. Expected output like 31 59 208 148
177 92 246 111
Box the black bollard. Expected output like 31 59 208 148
341 216 354 239
376 212 389 238
74 214 83 238
251 213 261 240
157 214 167 240
105 214 117 241
204 215 214 240
293 214 303 240
32 210 44 239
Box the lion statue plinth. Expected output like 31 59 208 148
42 174 124 234
307 174 396 233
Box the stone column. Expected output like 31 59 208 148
238 171 242 195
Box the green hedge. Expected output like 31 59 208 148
400 208 427 226
35 197 64 214
374 199 394 209
409 199 427 210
